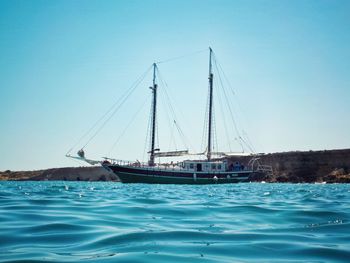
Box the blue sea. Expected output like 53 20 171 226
0 182 349 262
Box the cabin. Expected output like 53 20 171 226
182 160 227 172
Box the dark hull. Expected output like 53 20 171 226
106 165 252 184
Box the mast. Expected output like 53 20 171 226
149 63 157 166
207 47 213 161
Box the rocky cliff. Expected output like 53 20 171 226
227 149 350 183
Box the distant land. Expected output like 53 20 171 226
1 149 350 183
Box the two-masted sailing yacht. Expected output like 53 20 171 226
67 48 267 184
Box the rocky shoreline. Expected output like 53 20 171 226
1 149 350 183
0 167 118 182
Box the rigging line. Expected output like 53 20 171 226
156 69 172 146
212 99 218 154
213 54 236 97
215 77 232 152
234 137 245 153
215 54 249 130
156 69 179 122
67 65 153 155
156 67 193 151
244 131 256 153
156 48 207 64
201 82 210 152
158 81 173 142
241 131 256 153
168 121 177 151
239 136 255 153
156 117 161 164
174 120 189 151
81 65 153 150
158 82 177 151
215 52 256 146
163 95 192 151
107 96 149 157
142 98 153 162
162 92 180 151
213 56 241 139
213 51 257 154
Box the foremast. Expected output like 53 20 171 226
207 47 214 161
149 63 157 166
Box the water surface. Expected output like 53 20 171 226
0 182 349 262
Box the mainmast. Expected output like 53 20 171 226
207 47 214 161
149 63 157 166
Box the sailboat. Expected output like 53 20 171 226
67 48 270 184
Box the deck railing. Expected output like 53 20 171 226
103 158 182 171
103 158 257 173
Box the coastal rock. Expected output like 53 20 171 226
0 167 118 182
228 149 350 183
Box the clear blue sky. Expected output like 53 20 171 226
1 0 349 170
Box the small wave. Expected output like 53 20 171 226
0 181 350 262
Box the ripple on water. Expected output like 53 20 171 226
0 181 349 262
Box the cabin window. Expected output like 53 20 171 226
211 164 216 170
189 163 194 169
218 164 222 170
